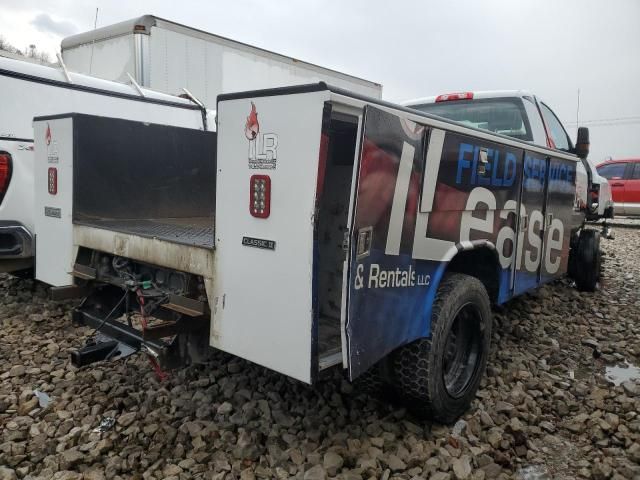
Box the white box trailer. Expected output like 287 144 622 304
34 84 601 422
61 15 382 107
0 55 211 275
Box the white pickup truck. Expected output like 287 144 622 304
402 90 614 223
0 56 211 274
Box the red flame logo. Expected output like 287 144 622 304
245 102 259 140
45 124 52 146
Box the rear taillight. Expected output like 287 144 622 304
250 175 271 218
0 152 12 203
435 92 474 102
48 167 58 195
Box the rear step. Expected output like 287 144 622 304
319 347 342 370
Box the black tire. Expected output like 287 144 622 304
392 273 492 423
574 229 601 292
353 363 386 396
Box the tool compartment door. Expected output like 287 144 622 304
212 91 328 384
345 106 429 380
513 152 549 295
540 156 579 283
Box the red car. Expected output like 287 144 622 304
596 158 640 216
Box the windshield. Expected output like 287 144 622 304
409 98 532 141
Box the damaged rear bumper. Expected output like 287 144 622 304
71 307 181 369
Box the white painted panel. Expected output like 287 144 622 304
204 41 224 107
146 25 380 108
33 118 75 286
213 91 328 383
62 36 135 84
148 27 197 98
184 35 207 102
220 50 381 103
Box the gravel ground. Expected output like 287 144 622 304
1 228 640 480
606 217 640 230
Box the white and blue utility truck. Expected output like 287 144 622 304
34 84 601 422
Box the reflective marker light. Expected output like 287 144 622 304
48 167 58 195
435 92 474 102
249 174 271 218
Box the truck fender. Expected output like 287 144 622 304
425 240 501 320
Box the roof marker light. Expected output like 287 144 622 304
435 92 474 102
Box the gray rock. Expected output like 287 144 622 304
60 448 83 469
217 401 233 415
591 462 613 480
323 451 344 476
431 473 452 480
452 455 472 480
481 463 502 477
581 338 599 349
0 467 17 480
386 454 406 472
304 464 327 480
7 366 25 378
163 464 183 477
628 443 640 463
621 381 639 397
116 411 137 427
83 469 106 480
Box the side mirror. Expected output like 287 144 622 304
575 127 590 159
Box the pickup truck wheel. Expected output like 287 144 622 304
391 273 492 423
574 229 601 292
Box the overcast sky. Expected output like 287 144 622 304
1 0 638 161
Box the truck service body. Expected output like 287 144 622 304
0 55 211 274
61 15 382 107
35 83 600 421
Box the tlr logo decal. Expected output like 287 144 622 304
245 102 278 170
45 123 59 163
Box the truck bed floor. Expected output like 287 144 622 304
74 217 214 249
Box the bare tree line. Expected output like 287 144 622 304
0 35 52 63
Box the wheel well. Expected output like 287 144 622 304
446 247 500 303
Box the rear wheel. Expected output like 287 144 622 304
574 229 601 292
392 273 492 423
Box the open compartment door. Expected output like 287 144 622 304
212 90 329 384
345 106 430 380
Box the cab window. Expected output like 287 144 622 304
539 103 571 151
597 163 626 179
410 98 533 141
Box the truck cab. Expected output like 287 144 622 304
402 90 613 221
